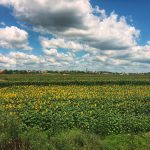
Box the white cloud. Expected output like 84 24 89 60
0 0 149 72
147 41 150 45
40 37 97 53
0 54 15 64
0 53 16 69
0 0 140 50
9 51 39 64
130 45 150 64
0 22 6 26
0 47 149 72
0 26 32 50
44 48 75 65
40 37 82 51
62 13 140 50
0 51 44 69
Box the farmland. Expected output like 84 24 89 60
0 73 150 149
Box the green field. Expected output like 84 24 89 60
0 73 150 150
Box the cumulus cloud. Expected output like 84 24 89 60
0 0 90 30
0 51 75 70
0 0 140 50
0 53 15 64
0 52 42 69
10 51 38 60
0 22 6 26
130 45 150 64
0 0 149 72
0 47 149 72
44 48 75 66
40 37 97 53
0 26 32 50
147 41 150 45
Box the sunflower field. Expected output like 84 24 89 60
0 73 150 149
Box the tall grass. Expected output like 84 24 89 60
0 113 150 150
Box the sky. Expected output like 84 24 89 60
0 0 150 72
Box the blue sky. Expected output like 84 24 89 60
0 0 150 72
92 0 150 45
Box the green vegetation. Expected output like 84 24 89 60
0 73 150 149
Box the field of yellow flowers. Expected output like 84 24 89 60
0 73 150 136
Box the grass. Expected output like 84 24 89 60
1 109 150 149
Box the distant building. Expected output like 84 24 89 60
0 70 5 74
40 70 48 73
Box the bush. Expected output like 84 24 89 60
51 129 103 150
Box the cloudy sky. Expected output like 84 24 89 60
0 0 150 72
